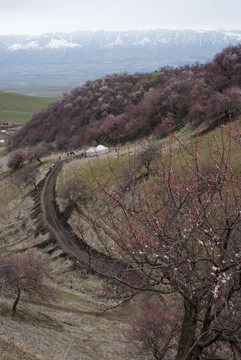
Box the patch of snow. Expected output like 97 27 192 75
7 41 41 51
105 35 124 47
45 39 81 49
134 37 151 46
221 31 241 40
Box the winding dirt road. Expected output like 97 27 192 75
41 161 81 255
38 159 128 279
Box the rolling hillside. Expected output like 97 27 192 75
0 92 57 124
9 44 241 152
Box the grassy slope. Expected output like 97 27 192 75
59 119 241 256
62 119 241 190
0 119 240 359
0 92 57 124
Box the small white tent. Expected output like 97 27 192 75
86 144 109 157
95 145 109 155
86 147 97 157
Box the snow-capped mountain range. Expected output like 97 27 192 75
1 29 241 96
6 38 82 51
2 29 241 51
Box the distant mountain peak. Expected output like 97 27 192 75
7 41 42 51
1 28 241 96
6 38 81 51
45 38 81 49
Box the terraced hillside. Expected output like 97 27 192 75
0 147 145 360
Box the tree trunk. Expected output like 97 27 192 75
176 298 202 360
11 287 21 316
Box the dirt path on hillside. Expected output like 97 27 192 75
41 160 82 255
39 159 128 279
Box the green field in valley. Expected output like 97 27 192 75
0 91 57 124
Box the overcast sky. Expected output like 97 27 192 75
1 0 241 35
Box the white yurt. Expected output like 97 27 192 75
86 147 97 157
86 145 109 157
95 144 109 155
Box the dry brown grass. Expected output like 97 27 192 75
0 151 140 359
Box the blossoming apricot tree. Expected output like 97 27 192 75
71 123 241 359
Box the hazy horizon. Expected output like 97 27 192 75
1 27 241 37
1 0 241 35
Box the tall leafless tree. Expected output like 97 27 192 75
75 124 241 360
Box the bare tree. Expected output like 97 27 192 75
138 143 159 175
7 149 28 170
0 249 56 316
21 164 40 190
130 297 181 360
57 178 92 219
10 164 40 191
27 143 51 164
76 124 241 359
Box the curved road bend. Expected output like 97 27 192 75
40 160 127 278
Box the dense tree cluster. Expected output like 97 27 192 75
9 45 241 151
